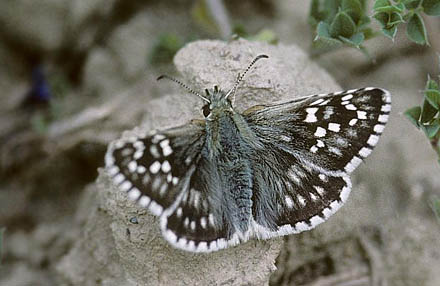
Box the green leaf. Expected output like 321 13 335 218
389 12 405 25
324 0 342 20
330 11 356 38
404 106 422 127
426 75 439 90
342 0 363 23
374 0 391 9
406 13 429 45
358 15 371 29
374 5 404 13
425 89 440 109
382 25 398 40
373 12 388 28
403 0 423 9
339 32 365 47
421 124 440 138
314 22 343 47
362 27 376 40
423 0 440 16
421 98 438 122
309 0 323 26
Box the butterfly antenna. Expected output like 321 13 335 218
157 74 210 103
225 54 269 99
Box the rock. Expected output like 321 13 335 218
57 39 341 285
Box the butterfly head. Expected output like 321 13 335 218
201 85 233 119
157 54 269 120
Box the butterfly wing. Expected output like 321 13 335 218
105 120 240 252
105 121 207 216
243 87 391 237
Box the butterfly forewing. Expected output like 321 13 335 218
245 88 391 173
105 122 206 216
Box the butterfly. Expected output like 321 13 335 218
105 54 391 252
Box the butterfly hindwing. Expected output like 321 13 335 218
160 157 241 252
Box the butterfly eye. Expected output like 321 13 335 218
202 104 211 117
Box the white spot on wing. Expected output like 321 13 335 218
328 146 342 156
137 165 146 174
152 134 165 143
374 124 385 133
160 139 170 148
200 217 207 229
108 166 119 176
297 195 306 207
381 104 391 112
345 104 357 110
285 196 294 208
163 145 173 156
318 174 327 182
139 196 150 207
349 118 358 126
357 111 367 119
314 185 325 196
128 161 137 172
328 123 340 132
113 174 125 185
359 147 372 157
310 145 318 153
311 98 324 105
367 134 379 146
378 114 389 123
120 181 132 192
128 188 141 200
314 127 327 137
150 145 160 158
176 207 182 218
304 107 319 122
161 160 171 173
341 94 353 101
149 161 161 174
310 215 325 227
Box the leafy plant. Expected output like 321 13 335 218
405 68 440 162
310 0 373 53
309 0 440 53
373 0 440 45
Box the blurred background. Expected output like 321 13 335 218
0 0 439 285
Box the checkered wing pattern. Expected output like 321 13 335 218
244 88 391 237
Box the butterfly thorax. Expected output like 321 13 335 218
202 89 254 234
